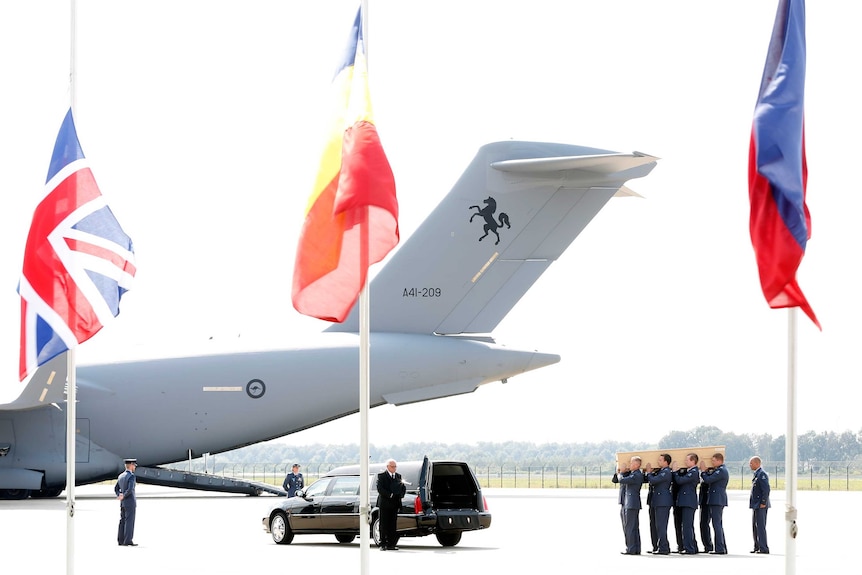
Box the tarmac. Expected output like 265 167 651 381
0 484 853 574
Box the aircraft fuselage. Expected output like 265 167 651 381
0 332 557 492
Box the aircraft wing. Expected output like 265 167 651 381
0 355 67 411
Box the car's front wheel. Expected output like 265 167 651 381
270 511 294 545
335 533 356 543
435 532 462 547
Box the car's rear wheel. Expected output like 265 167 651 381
371 516 382 547
371 516 400 548
270 511 294 545
435 532 462 547
335 533 356 544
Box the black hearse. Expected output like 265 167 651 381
263 457 491 547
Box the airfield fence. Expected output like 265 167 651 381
163 460 862 491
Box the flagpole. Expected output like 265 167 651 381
66 2 78 574
358 4 371 575
66 355 77 575
785 308 798 575
359 249 370 575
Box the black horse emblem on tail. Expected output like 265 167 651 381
469 196 510 245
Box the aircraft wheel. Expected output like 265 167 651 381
270 512 294 544
32 488 63 498
435 531 462 547
0 489 31 500
335 533 356 543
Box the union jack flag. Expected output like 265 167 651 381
18 109 136 381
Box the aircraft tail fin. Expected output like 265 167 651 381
327 140 657 335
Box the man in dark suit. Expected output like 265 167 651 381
749 456 771 554
376 459 406 551
114 458 138 546
618 456 644 555
673 453 700 555
701 452 729 554
282 463 304 497
645 454 673 555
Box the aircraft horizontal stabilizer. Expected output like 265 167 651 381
381 378 484 406
613 185 642 198
489 151 659 176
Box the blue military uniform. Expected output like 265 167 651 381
612 471 625 545
283 466 304 497
671 473 683 551
114 458 137 546
645 466 673 554
644 471 657 552
697 476 713 552
750 466 771 553
618 468 643 554
673 466 700 554
701 463 729 553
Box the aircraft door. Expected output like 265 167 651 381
70 419 90 463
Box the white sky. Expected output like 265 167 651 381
1 1 859 447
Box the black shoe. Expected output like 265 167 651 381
750 550 758 553
680 550 697 555
389 546 399 551
620 551 640 555
709 551 727 555
758 550 769 554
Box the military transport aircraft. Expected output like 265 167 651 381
0 140 657 499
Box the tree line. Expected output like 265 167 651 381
209 426 862 468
